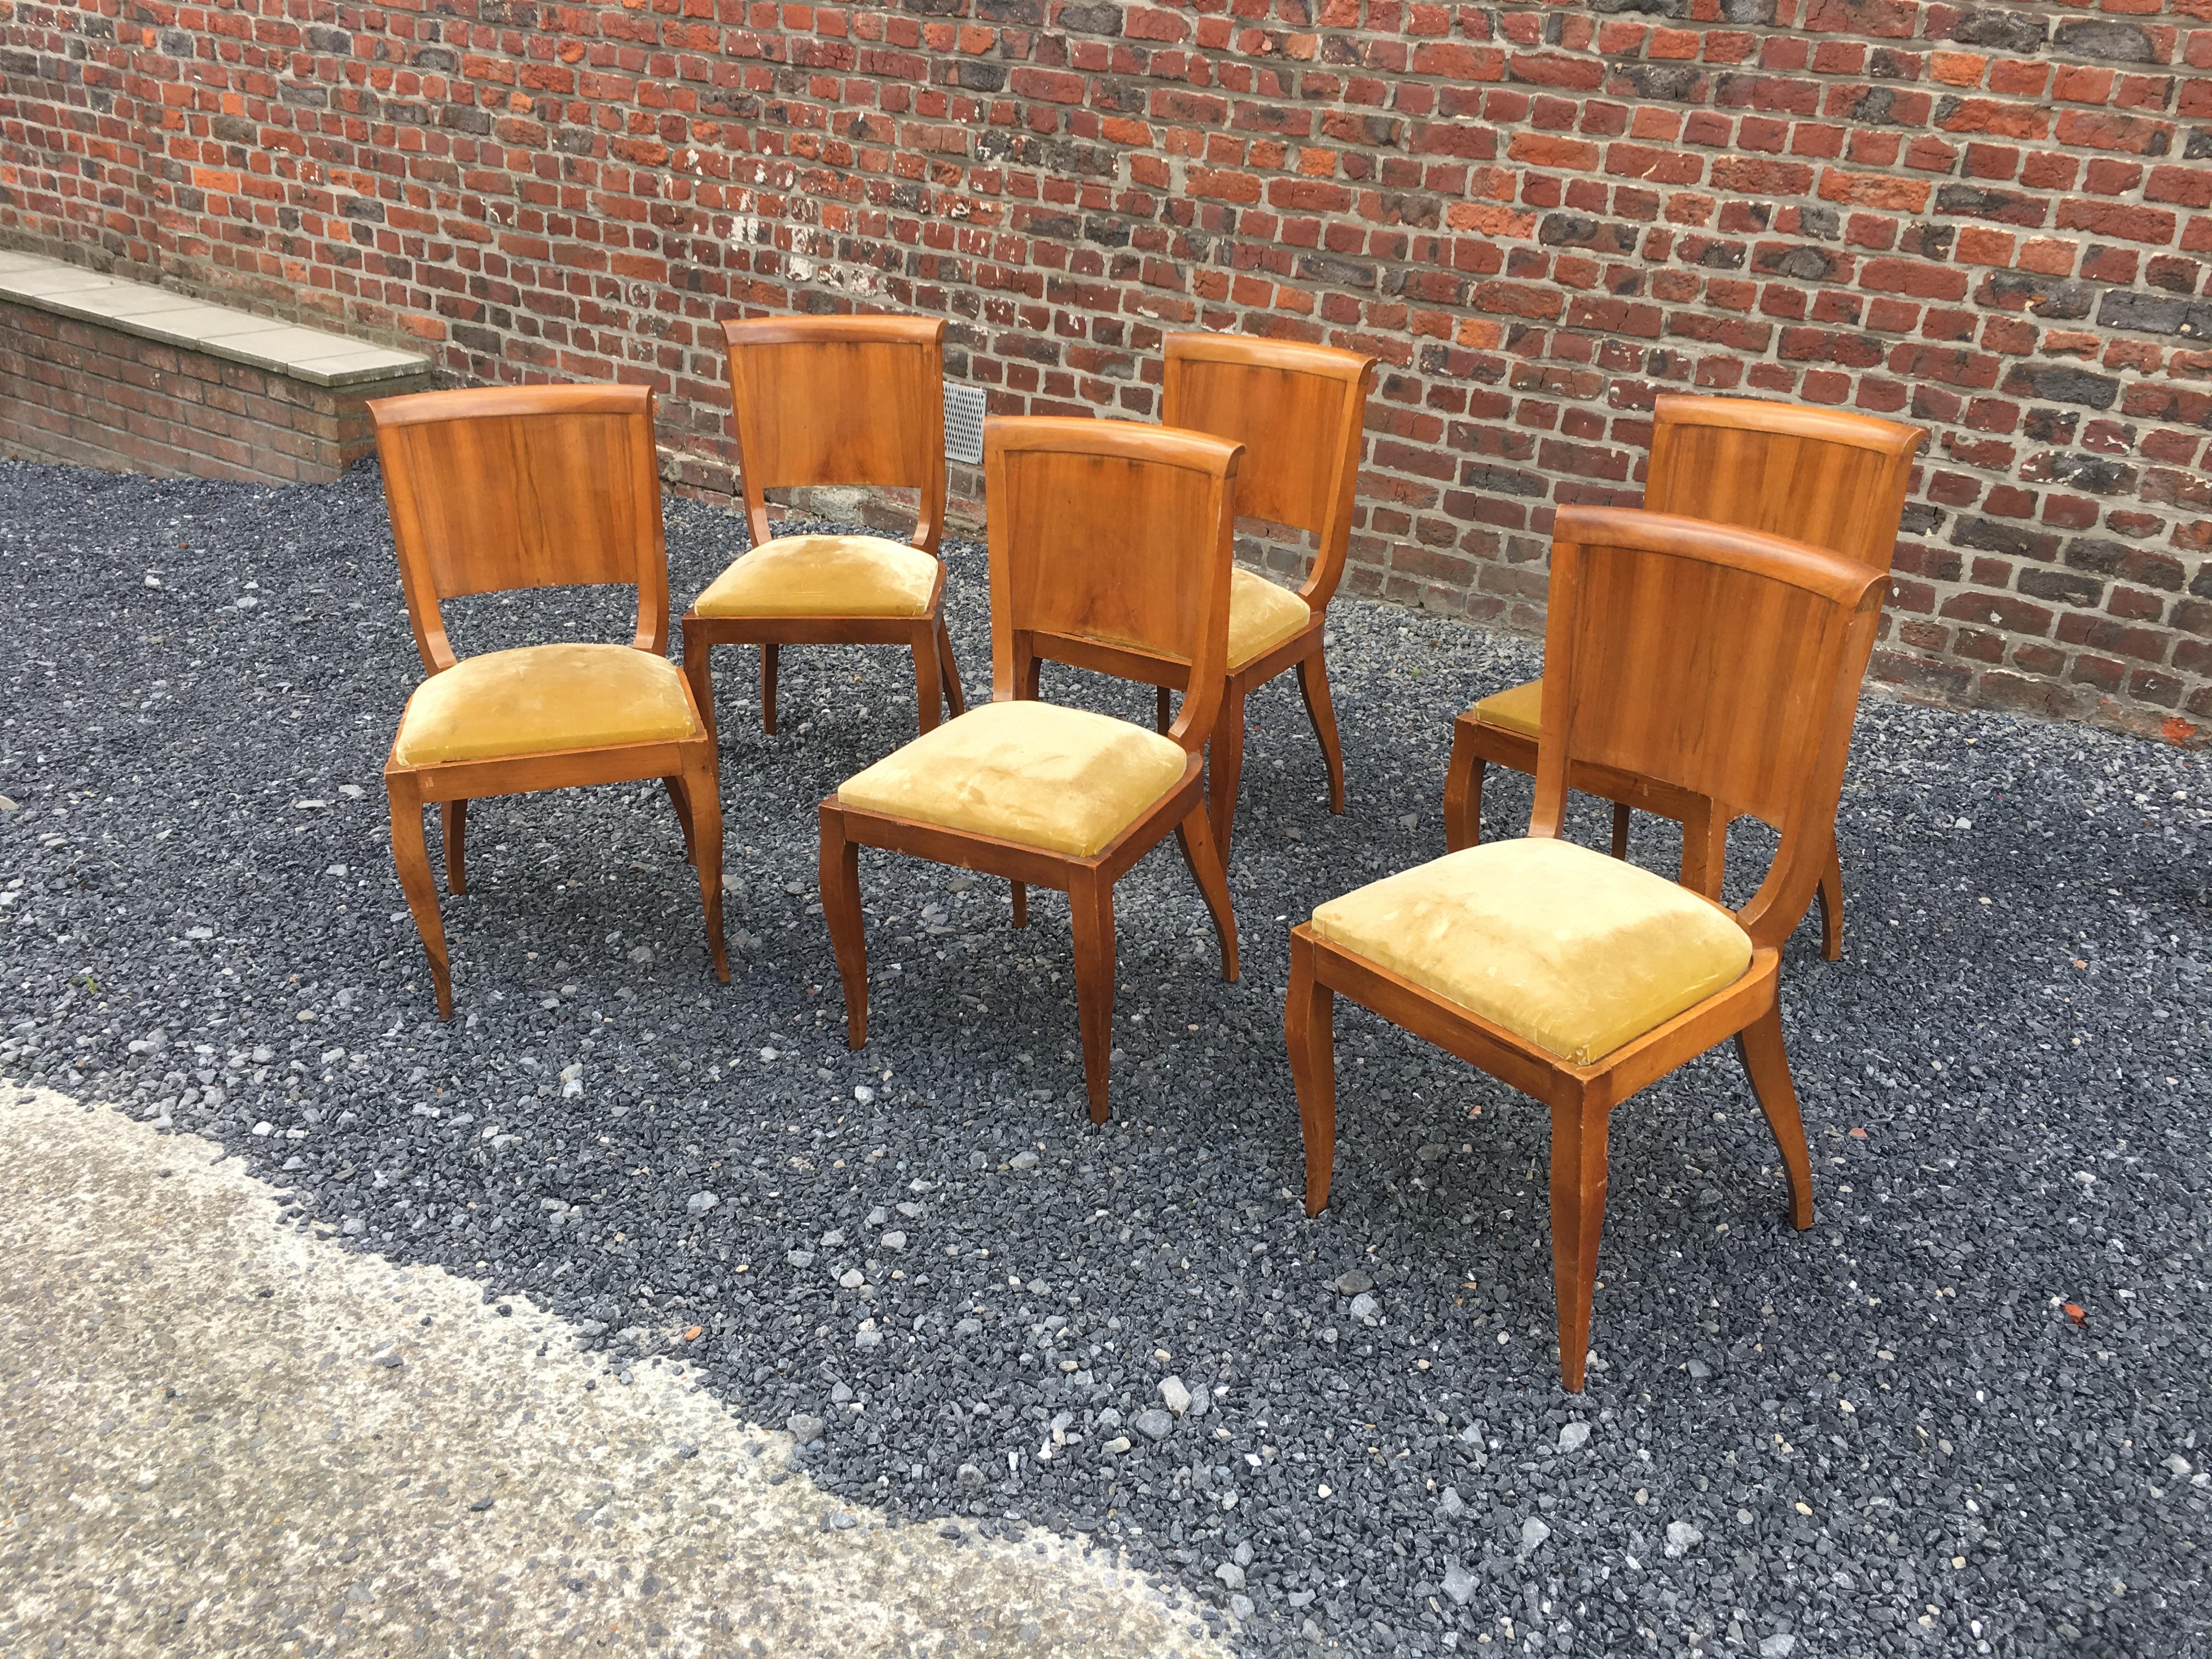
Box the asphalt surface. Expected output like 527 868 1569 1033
1 455 2207 1658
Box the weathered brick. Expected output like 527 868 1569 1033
1 0 2203 740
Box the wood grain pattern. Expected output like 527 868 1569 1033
1019 334 1375 853
1442 393 1924 957
376 383 670 668
373 384 726 1019
1295 509 1886 1390
821 416 1245 1123
681 314 964 740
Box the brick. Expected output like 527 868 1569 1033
1 2 2202 742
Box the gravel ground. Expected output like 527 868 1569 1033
2 455 2208 1659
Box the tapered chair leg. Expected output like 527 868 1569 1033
662 775 699 865
682 620 718 747
818 806 868 1047
936 617 966 719
1068 874 1117 1124
685 754 730 982
1680 800 1727 901
390 781 453 1019
1286 932 1336 1217
760 643 781 736
1155 685 1172 736
1207 690 1248 855
441 798 469 894
1734 998 1815 1231
1295 646 1347 814
1815 844 1844 961
1173 805 1240 982
1610 801 1631 861
910 624 943 735
1547 1093 1611 1393
1442 727 1486 853
1010 882 1028 928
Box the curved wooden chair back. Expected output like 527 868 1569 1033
1534 506 1887 952
723 314 947 554
371 383 668 674
1645 394 1923 571
984 415 1243 755
1160 334 1374 609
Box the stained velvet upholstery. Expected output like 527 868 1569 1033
1227 567 1311 669
1468 676 1543 740
1310 836 1753 1064
692 533 938 619
837 700 1189 857
393 644 698 765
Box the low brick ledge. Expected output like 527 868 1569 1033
0 250 427 390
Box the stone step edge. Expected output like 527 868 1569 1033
0 247 431 391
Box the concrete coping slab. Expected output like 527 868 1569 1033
0 246 430 390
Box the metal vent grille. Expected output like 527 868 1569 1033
944 381 986 466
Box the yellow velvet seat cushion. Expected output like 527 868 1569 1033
393 644 698 766
1310 837 1753 1064
1469 675 1543 738
837 700 1189 857
692 533 938 619
1228 567 1312 669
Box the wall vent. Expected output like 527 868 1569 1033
944 381 986 466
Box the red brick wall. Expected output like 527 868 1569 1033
0 301 431 483
4 0 2211 740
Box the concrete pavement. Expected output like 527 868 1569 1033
0 1081 1231 1658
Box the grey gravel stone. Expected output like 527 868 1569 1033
685 1190 718 1216
1558 1420 1590 1454
1158 1375 1193 1416
1664 1520 1704 1558
5 465 2208 1659
1519 1516 1549 1553
788 1414 825 1446
1758 1637 1797 1658
1441 1560 1476 1605
1132 1409 1174 1442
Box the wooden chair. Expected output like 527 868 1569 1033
680 314 965 741
374 383 727 1018
1290 507 1887 1391
1019 334 1375 854
1442 395 1922 957
819 417 1244 1124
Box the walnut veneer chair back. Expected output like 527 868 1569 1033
1535 506 1887 951
987 416 1243 755
375 383 669 672
1646 394 1922 572
724 314 947 554
1161 335 1370 609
